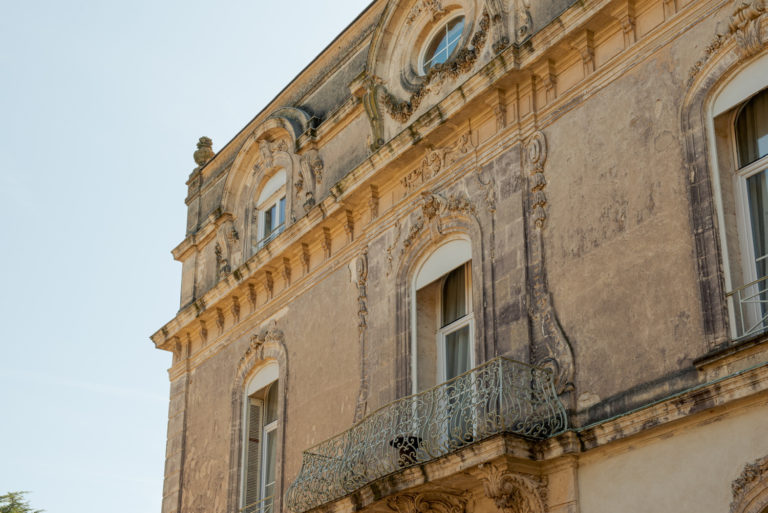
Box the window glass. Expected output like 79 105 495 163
423 17 465 73
441 265 466 326
265 383 278 424
444 325 471 381
736 89 768 167
748 171 768 280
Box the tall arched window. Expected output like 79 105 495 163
254 170 286 249
412 239 474 393
241 362 279 513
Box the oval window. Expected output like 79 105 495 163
422 16 465 74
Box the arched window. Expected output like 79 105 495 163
709 52 768 338
241 362 279 513
254 170 287 249
412 239 474 393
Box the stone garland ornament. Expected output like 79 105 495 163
688 0 767 85
382 11 490 123
523 131 576 397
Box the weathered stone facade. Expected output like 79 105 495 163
151 0 768 512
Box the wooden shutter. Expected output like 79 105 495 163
244 399 263 512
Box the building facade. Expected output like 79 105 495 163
150 1 768 512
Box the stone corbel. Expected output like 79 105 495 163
264 271 274 300
322 227 332 259
216 307 225 334
487 88 507 132
300 243 311 275
231 295 241 324
533 60 557 105
344 209 355 243
247 282 257 310
350 73 385 151
611 0 637 47
570 30 596 76
281 257 292 287
474 463 547 513
369 185 380 221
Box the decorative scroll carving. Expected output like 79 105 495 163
524 131 575 396
231 295 241 323
401 132 475 193
406 0 445 25
475 463 547 513
486 0 511 52
193 136 214 167
689 0 767 84
513 0 533 40
382 12 490 123
239 321 286 374
353 248 370 422
386 490 468 513
402 191 477 249
730 0 767 56
386 220 402 276
731 455 768 513
215 242 231 279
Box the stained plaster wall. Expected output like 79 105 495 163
541 28 709 408
577 396 768 513
179 265 360 510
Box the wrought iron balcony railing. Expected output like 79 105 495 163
727 274 768 338
284 357 567 513
240 495 274 513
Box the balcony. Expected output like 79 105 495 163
284 357 567 513
727 275 768 338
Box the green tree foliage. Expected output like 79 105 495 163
0 492 43 513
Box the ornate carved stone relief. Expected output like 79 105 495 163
353 248 370 422
406 0 446 25
486 0 511 52
731 455 768 513
688 0 767 84
387 189 477 275
382 12 490 124
216 307 225 334
524 131 575 396
215 242 231 280
386 490 468 513
231 295 241 323
475 463 547 513
264 271 274 300
401 132 475 193
300 243 311 275
248 282 257 310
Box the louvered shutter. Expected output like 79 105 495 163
244 399 263 512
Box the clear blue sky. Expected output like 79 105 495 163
0 1 370 512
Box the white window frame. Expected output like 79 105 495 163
254 170 287 249
419 15 465 75
707 54 768 339
240 363 279 513
436 263 475 384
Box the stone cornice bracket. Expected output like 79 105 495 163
350 73 385 151
474 462 547 513
523 131 576 398
611 0 637 47
731 455 768 513
386 490 468 513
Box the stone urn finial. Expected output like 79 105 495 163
193 136 214 167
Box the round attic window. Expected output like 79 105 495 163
421 16 465 74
